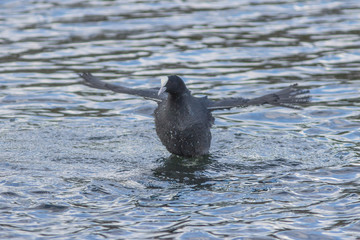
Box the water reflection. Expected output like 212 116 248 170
153 155 214 186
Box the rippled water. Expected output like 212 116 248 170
1 0 360 239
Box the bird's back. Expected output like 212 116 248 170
154 95 214 157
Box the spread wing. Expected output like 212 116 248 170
79 72 166 102
206 84 310 111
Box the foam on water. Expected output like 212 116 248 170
0 118 351 189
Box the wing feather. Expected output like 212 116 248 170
79 72 166 102
207 84 310 110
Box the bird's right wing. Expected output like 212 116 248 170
79 72 166 102
206 84 310 111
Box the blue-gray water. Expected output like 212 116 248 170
1 0 359 239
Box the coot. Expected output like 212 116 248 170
79 73 309 157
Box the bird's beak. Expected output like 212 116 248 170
158 76 168 96
158 86 166 96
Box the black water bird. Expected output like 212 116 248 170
79 73 309 157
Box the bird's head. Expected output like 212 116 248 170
158 75 189 96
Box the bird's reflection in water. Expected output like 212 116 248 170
153 154 215 187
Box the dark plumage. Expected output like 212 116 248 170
79 73 309 157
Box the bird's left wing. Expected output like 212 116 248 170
79 72 166 102
206 84 310 111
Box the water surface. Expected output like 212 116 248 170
0 0 359 239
